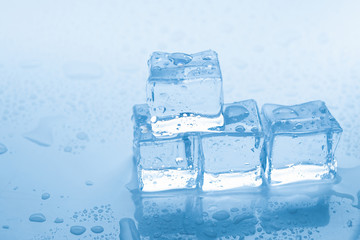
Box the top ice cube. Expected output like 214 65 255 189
146 50 224 136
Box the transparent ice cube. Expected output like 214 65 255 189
261 100 342 186
133 104 200 192
200 100 264 191
146 50 224 136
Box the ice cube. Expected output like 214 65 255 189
200 100 264 191
146 50 224 136
261 100 342 186
133 104 200 192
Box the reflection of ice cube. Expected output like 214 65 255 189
133 104 200 192
261 101 342 185
146 50 224 136
197 192 259 239
132 191 199 239
201 100 264 191
259 192 330 235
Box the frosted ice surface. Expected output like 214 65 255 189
201 99 264 191
146 50 224 136
133 104 199 192
261 100 342 185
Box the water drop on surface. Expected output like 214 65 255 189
29 213 46 223
41 192 50 200
0 143 7 154
76 132 89 141
168 53 193 66
64 146 72 152
272 107 299 119
91 225 104 234
70 225 86 235
2 225 9 229
85 180 94 186
54 217 64 223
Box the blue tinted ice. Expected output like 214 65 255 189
261 100 342 186
133 104 200 192
133 191 198 239
146 50 224 136
200 100 264 191
198 193 258 238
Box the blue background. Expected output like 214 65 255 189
0 0 359 239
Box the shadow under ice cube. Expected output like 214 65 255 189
261 100 342 186
133 104 200 192
200 99 264 191
146 50 224 136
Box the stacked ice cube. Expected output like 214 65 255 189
132 50 342 192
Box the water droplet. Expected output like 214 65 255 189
235 125 245 132
54 217 64 223
295 123 303 129
272 107 299 119
91 225 104 234
29 213 46 223
64 146 72 152
347 220 353 227
212 210 230 221
0 143 8 154
168 53 193 66
70 225 86 235
41 192 50 200
76 132 88 141
2 225 9 229
224 105 249 124
63 62 104 80
85 180 94 186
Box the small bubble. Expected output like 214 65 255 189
64 146 72 152
347 220 353 227
76 132 89 141
41 192 50 200
54 217 64 224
